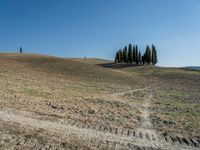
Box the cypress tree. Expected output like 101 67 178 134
139 51 142 64
154 47 158 64
128 44 132 63
125 46 128 63
133 45 136 64
115 51 119 63
145 45 151 64
149 48 152 64
144 46 148 64
119 49 123 62
152 44 158 65
142 54 145 65
123 46 128 63
20 46 23 53
122 48 125 62
135 45 139 65
148 47 152 65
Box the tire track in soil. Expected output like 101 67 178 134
0 107 199 149
112 88 200 149
0 109 161 149
135 90 200 149
0 88 199 149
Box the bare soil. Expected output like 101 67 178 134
0 53 199 149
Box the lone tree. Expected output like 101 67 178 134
20 47 23 53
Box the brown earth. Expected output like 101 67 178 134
0 53 199 150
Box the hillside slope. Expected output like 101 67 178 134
0 53 200 149
68 58 113 65
0 53 141 86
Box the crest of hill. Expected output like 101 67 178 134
183 66 200 71
0 53 133 84
68 58 113 65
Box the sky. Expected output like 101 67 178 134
0 0 200 67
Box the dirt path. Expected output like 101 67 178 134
140 93 152 128
113 88 199 149
134 93 164 148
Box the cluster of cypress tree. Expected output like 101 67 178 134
115 44 158 65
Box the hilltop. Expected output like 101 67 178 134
0 53 199 149
0 53 136 84
184 66 200 71
68 58 113 65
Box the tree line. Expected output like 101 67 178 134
115 44 158 65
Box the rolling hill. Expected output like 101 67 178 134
184 66 200 71
0 53 199 149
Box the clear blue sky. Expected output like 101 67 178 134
0 0 200 67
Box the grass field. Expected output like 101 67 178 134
0 53 199 149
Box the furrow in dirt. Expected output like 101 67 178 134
0 108 199 150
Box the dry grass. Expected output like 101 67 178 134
120 65 200 138
0 53 142 129
68 58 113 65
0 53 200 148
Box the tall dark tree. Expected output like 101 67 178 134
145 45 151 64
115 51 119 63
123 46 128 63
119 49 123 62
152 44 158 65
139 51 142 64
142 54 145 65
128 44 133 63
148 47 152 65
132 45 136 64
135 45 139 65
20 47 23 53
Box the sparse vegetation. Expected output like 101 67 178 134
0 53 199 149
